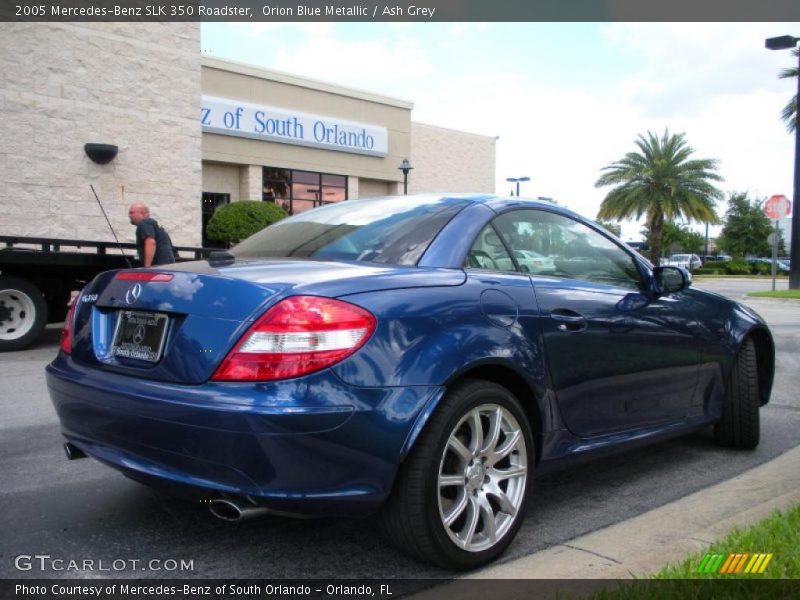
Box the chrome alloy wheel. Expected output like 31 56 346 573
437 403 528 552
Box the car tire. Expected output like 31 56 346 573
380 379 533 570
0 276 47 351
714 337 759 449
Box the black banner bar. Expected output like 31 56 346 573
3 0 800 23
3 579 800 600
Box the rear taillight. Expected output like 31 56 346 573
212 296 376 382
59 295 79 354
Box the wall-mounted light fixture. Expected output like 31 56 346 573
84 143 118 164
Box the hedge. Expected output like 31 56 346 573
206 201 288 246
694 262 785 276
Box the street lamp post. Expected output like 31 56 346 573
398 159 413 195
766 34 800 289
506 176 530 197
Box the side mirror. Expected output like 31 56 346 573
653 266 691 295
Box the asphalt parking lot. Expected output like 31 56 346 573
1 278 798 579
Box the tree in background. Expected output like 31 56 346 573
640 221 705 255
596 220 621 237
595 130 722 264
716 192 772 258
779 47 799 133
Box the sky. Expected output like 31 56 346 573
201 22 800 242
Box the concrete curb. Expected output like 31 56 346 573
469 445 800 579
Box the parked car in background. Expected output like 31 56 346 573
702 255 732 264
746 258 790 273
46 195 774 570
512 249 557 274
661 253 703 271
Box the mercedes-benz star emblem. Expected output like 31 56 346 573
125 283 142 305
132 324 146 345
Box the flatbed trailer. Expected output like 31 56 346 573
0 235 212 351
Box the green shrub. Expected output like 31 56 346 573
693 267 724 275
206 201 288 246
724 261 751 276
750 262 770 275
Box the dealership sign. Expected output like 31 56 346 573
201 96 388 157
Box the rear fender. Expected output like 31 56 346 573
334 284 552 459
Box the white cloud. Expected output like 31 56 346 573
243 22 336 37
601 23 800 117
270 31 432 87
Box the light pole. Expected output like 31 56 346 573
398 159 413 195
766 34 800 288
506 176 530 197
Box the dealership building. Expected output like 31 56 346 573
1 23 496 248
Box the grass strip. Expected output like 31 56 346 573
747 290 800 299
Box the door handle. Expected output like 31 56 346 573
551 309 588 333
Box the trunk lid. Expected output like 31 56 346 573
69 259 464 384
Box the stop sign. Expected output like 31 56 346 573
764 194 791 220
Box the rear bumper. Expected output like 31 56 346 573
46 354 443 516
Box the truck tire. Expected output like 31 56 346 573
0 276 48 351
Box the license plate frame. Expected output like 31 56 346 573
111 310 169 363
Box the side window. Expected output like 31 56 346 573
465 223 516 272
493 210 644 290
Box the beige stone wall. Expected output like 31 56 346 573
0 23 202 246
410 123 497 194
238 165 263 201
358 179 392 199
202 163 240 200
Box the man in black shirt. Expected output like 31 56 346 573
127 203 175 267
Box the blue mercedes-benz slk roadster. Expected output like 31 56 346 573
47 194 774 569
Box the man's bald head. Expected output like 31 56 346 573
128 203 150 225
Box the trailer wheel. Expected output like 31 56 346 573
0 276 47 351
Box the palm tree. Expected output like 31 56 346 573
595 130 722 265
779 47 799 133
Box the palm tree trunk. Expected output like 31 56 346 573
649 211 665 265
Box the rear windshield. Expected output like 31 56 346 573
231 196 470 266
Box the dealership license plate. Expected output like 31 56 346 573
112 311 169 362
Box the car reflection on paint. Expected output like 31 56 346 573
46 194 774 570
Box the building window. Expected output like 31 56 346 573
201 192 230 248
263 167 347 215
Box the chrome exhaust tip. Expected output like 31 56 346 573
208 498 272 522
63 442 87 460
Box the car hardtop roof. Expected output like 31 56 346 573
345 193 585 223
425 194 597 230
